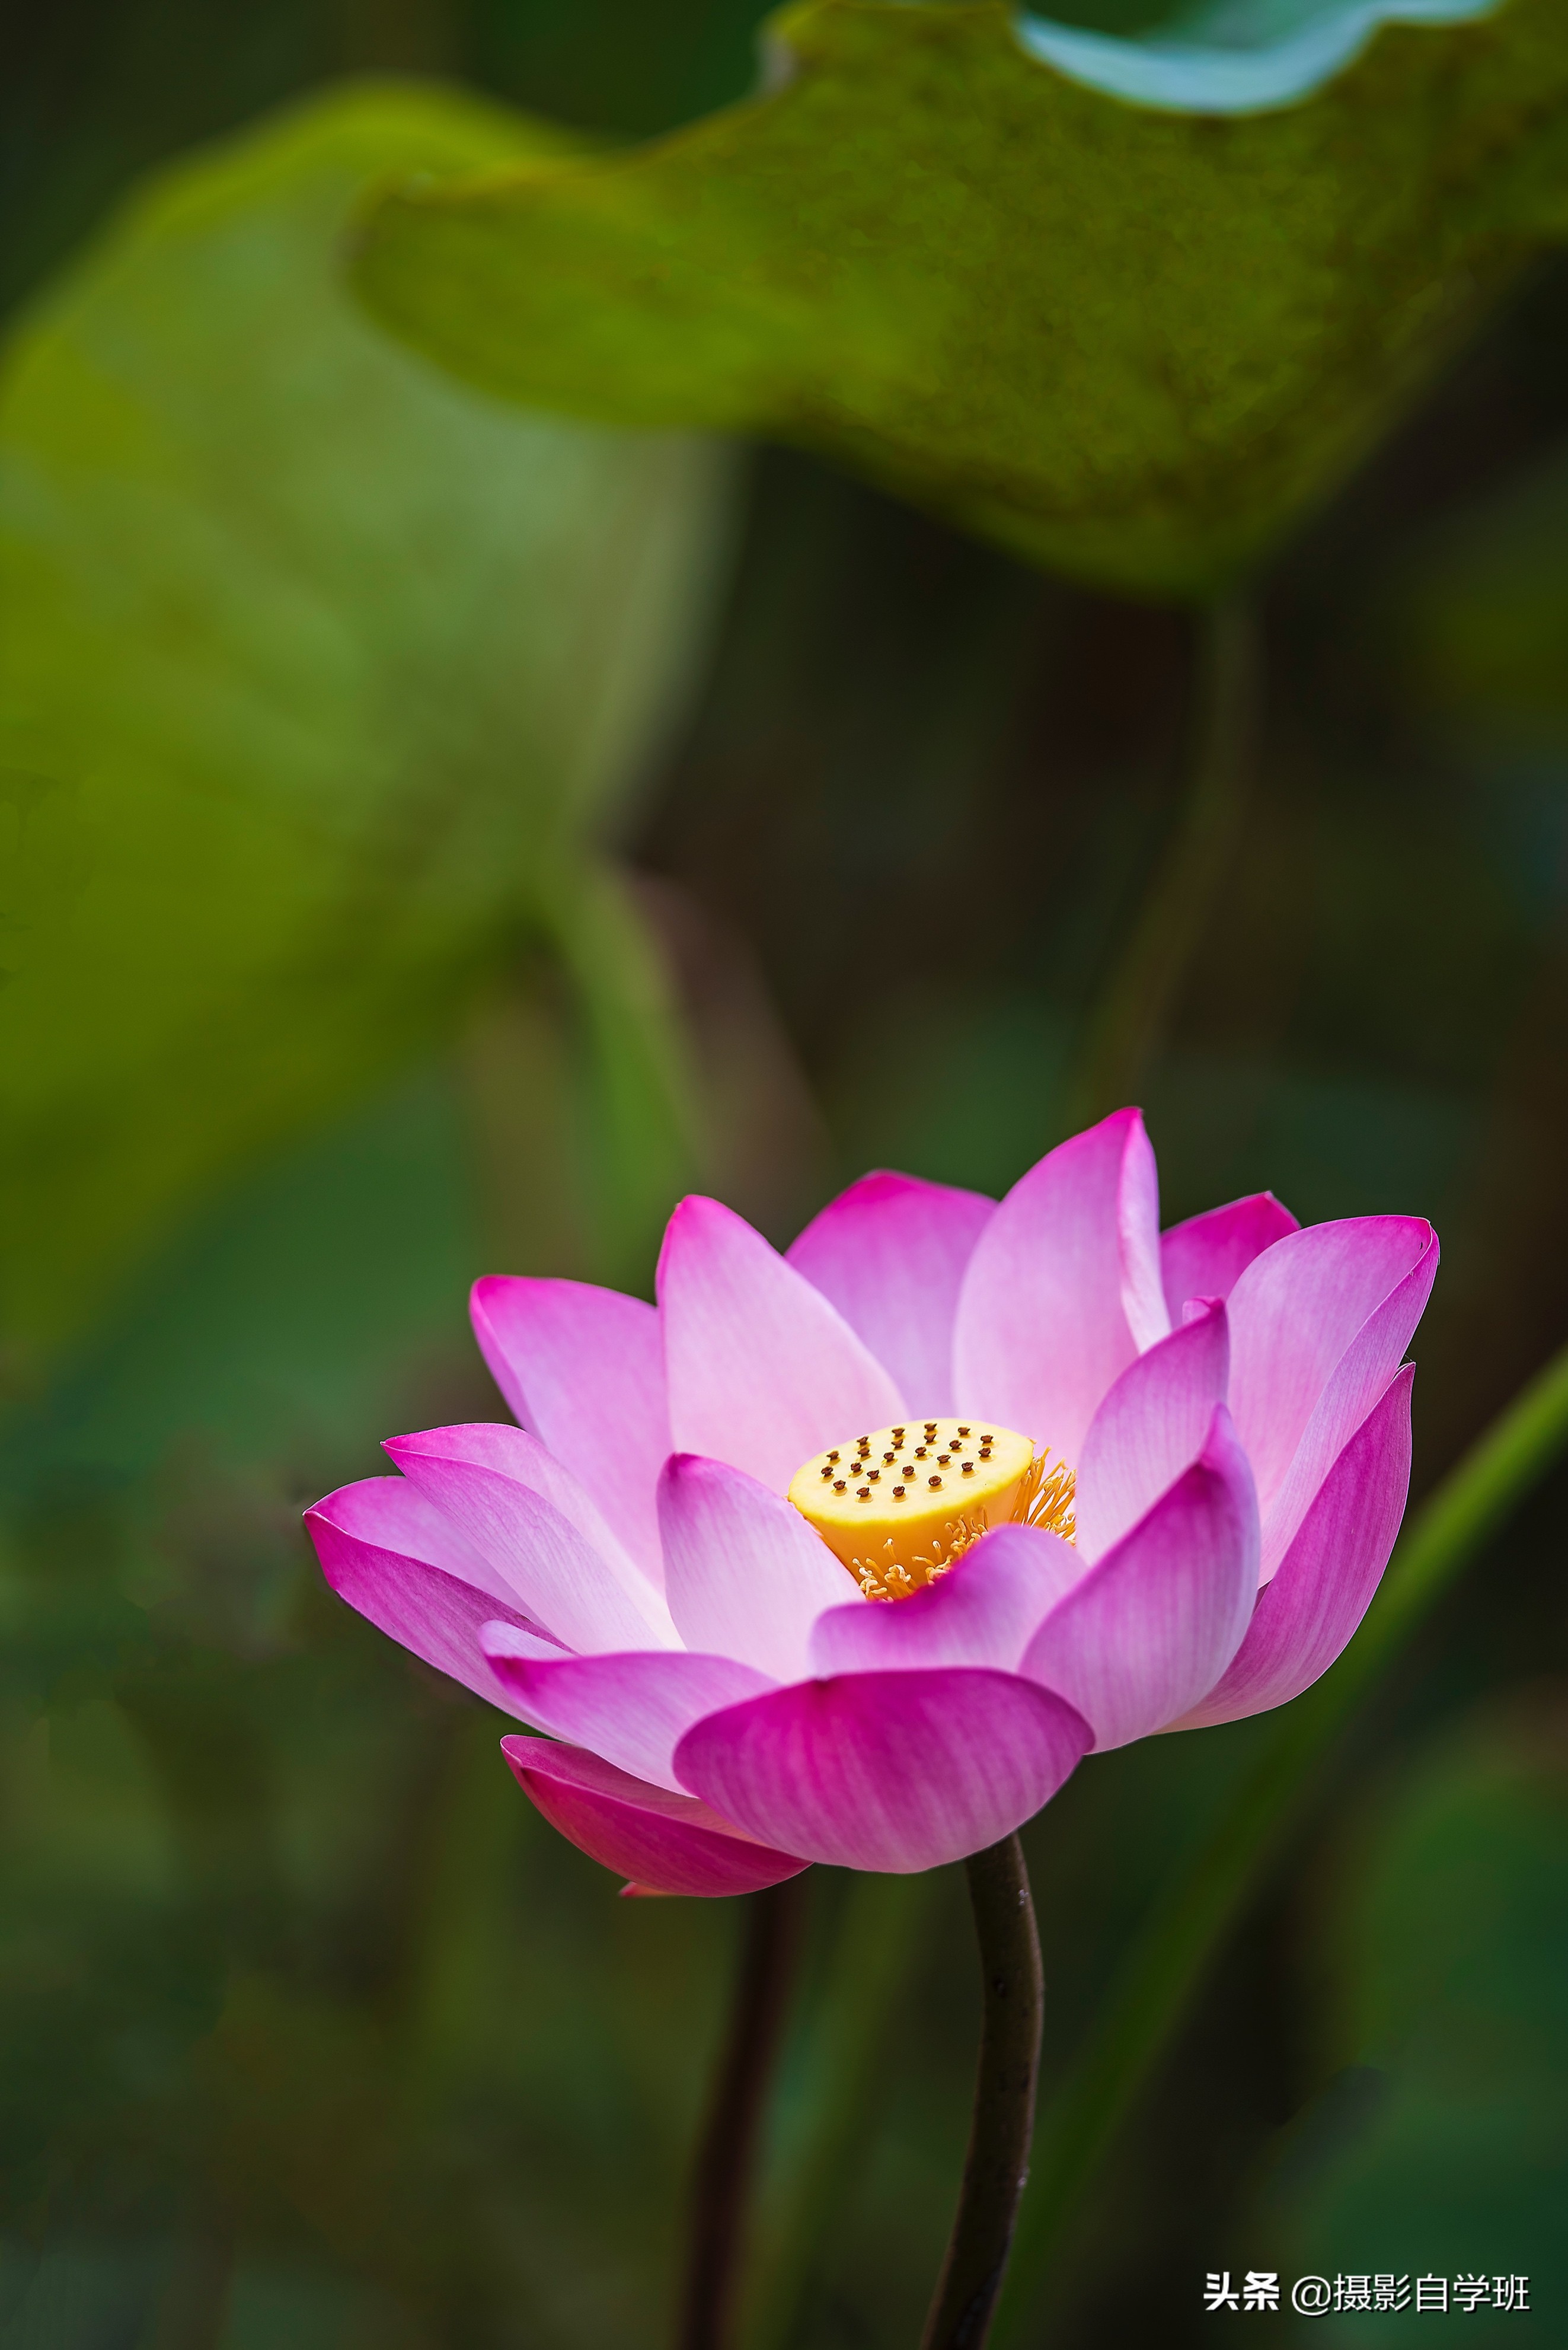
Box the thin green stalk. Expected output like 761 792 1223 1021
745 1870 935 2350
921 1835 1045 2350
993 1334 1568 2346
1064 597 1257 1130
680 1876 811 2350
152 2225 234 2350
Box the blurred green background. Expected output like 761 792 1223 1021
4 2 1568 2345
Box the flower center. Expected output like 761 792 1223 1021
787 1417 1076 1602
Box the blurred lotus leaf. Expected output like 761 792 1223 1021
1016 0 1496 114
0 82 734 1369
351 0 1568 599
1275 1693 1568 2322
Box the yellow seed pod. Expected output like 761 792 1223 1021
788 1418 1036 1599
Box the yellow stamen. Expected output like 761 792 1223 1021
787 1418 1075 1601
1015 1449 1077 1544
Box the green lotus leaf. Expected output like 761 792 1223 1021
0 82 734 1369
352 0 1568 597
1016 0 1496 115
1276 1699 1568 2319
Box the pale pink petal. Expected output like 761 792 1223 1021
657 1453 855 1678
391 1420 642 1589
1022 1406 1259 1750
502 1736 809 1898
311 1472 533 1615
1160 1192 1299 1320
1117 1110 1172 1353
952 1108 1169 1463
1177 1368 1413 1729
385 1426 678 1654
785 1171 994 1415
673 1667 1090 1871
1257 1239 1437 1579
658 1195 905 1492
1227 1216 1436 1522
480 1635 772 1792
1075 1300 1230 1563
306 1487 558 1713
807 1523 1080 1676
470 1276 668 1579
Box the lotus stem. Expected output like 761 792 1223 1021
1064 595 1259 1128
745 1871 937 2350
991 1329 1568 2346
920 1834 1045 2350
679 1874 809 2350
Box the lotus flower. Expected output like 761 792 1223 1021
305 1108 1435 1896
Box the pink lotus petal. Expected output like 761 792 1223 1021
502 1736 809 1897
673 1667 1091 1871
807 1523 1080 1676
658 1195 904 1492
385 1426 678 1654
306 1486 558 1713
480 1635 773 1791
391 1419 644 1589
1227 1216 1435 1523
1160 1192 1299 1320
657 1453 855 1678
1075 1299 1230 1562
953 1108 1170 1463
785 1171 994 1415
309 1472 533 1615
1023 1405 1259 1749
1257 1239 1437 1579
1178 1367 1413 1728
1117 1110 1171 1353
470 1277 668 1580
